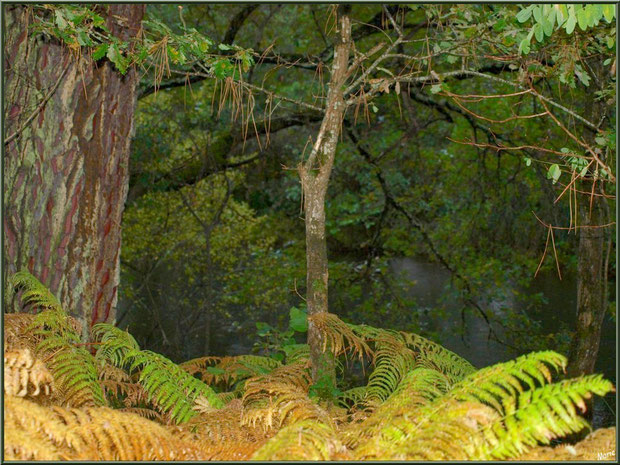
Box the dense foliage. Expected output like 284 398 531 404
115 3 615 366
4 272 615 460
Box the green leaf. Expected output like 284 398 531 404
565 15 577 34
430 84 442 94
542 17 553 37
603 4 616 23
106 44 128 74
54 10 68 30
576 7 588 31
547 164 561 183
516 6 533 23
256 322 273 337
518 38 531 55
534 24 544 42
524 157 532 167
289 306 308 333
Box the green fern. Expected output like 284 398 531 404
365 330 416 404
12 272 105 407
11 270 64 313
351 350 612 460
93 323 223 423
476 374 614 459
400 331 476 383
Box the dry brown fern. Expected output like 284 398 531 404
4 396 83 460
240 360 332 431
50 405 207 460
308 312 373 362
4 313 38 351
4 348 54 398
512 427 616 461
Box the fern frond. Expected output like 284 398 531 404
130 350 224 423
309 312 373 362
4 348 54 397
4 396 83 460
365 330 415 404
49 405 207 460
11 271 64 313
283 343 310 364
343 367 450 449
93 324 224 423
514 426 616 461
338 386 368 410
400 331 476 383
180 354 281 389
241 361 325 431
27 307 105 407
476 375 615 459
4 313 38 351
250 419 349 460
92 323 140 367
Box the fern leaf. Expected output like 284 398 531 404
251 419 348 460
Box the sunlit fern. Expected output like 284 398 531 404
350 351 614 460
93 323 223 423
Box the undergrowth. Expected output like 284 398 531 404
4 271 616 460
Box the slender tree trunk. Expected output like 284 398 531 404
300 7 351 384
3 5 145 339
567 58 613 379
567 195 610 378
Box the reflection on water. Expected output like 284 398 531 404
390 257 616 428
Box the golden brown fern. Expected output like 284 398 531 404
250 419 350 460
50 404 207 460
4 396 83 460
4 348 54 398
308 312 373 362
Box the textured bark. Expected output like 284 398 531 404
567 59 613 379
567 196 610 378
300 8 351 384
3 5 145 338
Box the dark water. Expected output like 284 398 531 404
390 257 617 429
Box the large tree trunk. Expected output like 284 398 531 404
3 5 145 339
300 7 351 385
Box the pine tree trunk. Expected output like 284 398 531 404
300 8 351 385
3 5 145 339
